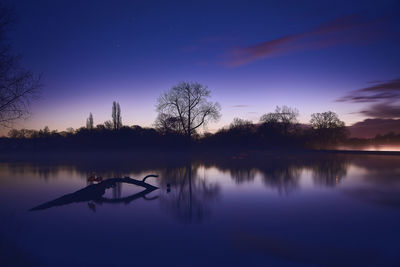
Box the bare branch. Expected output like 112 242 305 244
0 3 41 128
155 81 221 138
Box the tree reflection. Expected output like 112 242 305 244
3 153 351 216
229 166 258 184
4 162 73 180
311 157 348 186
200 154 348 194
259 163 301 195
158 163 220 223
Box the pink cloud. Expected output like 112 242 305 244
225 14 387 67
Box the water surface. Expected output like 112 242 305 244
1 153 400 266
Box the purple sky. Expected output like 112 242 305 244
4 0 400 134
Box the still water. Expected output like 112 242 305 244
1 153 400 266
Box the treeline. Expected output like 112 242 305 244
202 108 347 150
1 104 350 152
3 124 185 151
2 81 376 152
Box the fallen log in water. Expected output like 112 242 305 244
30 175 159 211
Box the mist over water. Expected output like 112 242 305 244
337 144 400 152
1 153 400 266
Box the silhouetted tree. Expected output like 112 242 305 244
226 118 257 147
155 81 221 139
0 3 41 127
310 111 344 130
230 118 253 130
260 106 299 135
66 127 74 134
111 101 122 130
154 112 185 134
104 120 113 130
38 126 51 138
7 128 19 138
86 112 94 129
310 111 347 144
7 128 36 138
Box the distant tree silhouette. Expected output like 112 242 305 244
0 3 41 127
112 101 122 130
155 81 221 139
310 111 344 129
66 127 74 134
154 112 185 134
86 112 94 130
230 118 253 129
38 126 51 138
104 120 113 130
310 111 347 144
260 106 299 135
230 118 255 136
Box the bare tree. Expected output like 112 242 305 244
154 112 185 134
104 120 113 130
86 112 94 129
111 101 122 130
230 118 253 129
0 3 41 127
155 81 221 139
260 105 299 134
310 111 347 144
310 111 345 130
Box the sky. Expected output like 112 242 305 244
4 0 400 134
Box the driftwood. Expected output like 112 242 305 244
30 175 159 211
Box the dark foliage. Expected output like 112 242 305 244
2 104 397 153
1 124 192 152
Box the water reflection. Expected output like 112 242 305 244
2 154 353 223
4 153 399 217
1 153 400 266
2 154 350 189
310 157 348 186
344 155 400 208
0 234 40 266
231 232 380 266
259 163 301 195
200 154 349 193
159 163 220 223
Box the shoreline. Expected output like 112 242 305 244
1 148 399 162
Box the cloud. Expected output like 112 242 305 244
337 78 400 104
225 14 387 67
367 80 386 84
360 102 400 119
232 105 249 108
337 92 399 103
339 78 400 119
358 78 400 93
348 118 400 138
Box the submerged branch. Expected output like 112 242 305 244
30 175 159 211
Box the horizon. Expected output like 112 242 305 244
2 0 400 135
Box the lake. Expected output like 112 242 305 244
1 152 400 266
